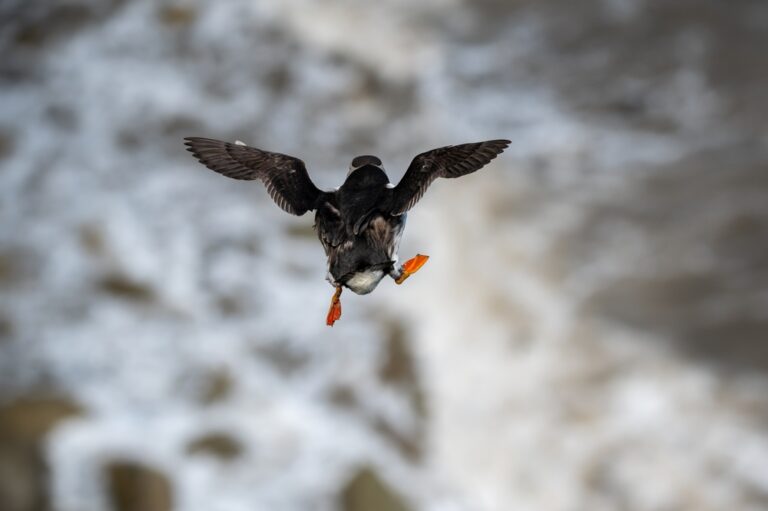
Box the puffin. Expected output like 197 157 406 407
184 137 510 326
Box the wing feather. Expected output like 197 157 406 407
388 139 510 215
184 137 322 215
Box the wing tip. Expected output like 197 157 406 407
183 137 197 155
484 139 511 157
183 136 207 153
183 136 205 145
184 136 253 153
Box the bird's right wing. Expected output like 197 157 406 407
387 140 510 215
184 137 323 216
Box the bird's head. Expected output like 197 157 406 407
348 155 383 176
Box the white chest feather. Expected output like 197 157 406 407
345 270 385 295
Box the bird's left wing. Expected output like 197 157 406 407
184 137 322 216
387 139 510 216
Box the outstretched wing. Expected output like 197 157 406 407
184 137 322 216
388 140 510 215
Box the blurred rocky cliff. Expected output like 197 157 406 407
1 1 767 510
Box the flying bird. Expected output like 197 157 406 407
184 137 510 326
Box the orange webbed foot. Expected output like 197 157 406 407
395 254 429 285
326 286 343 326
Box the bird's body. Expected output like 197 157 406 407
315 163 406 294
184 136 510 325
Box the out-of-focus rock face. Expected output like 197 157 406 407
0 397 83 511
581 145 768 372
186 432 243 460
340 467 413 511
107 462 173 511
0 0 767 510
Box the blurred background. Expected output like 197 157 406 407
1 0 767 510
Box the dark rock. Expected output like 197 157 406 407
0 129 14 160
186 432 243 461
78 224 106 257
115 128 142 150
340 467 412 511
254 342 308 375
263 66 293 95
8 1 129 51
374 324 427 461
106 461 173 511
0 247 39 289
378 324 414 384
0 396 84 445
0 312 13 342
378 323 426 419
0 396 84 511
45 104 78 131
328 384 358 409
162 115 203 137
215 294 243 317
12 5 93 49
98 275 156 303
198 369 233 405
0 444 44 511
158 6 197 27
371 418 422 463
578 145 768 373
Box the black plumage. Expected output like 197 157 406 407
184 137 510 297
